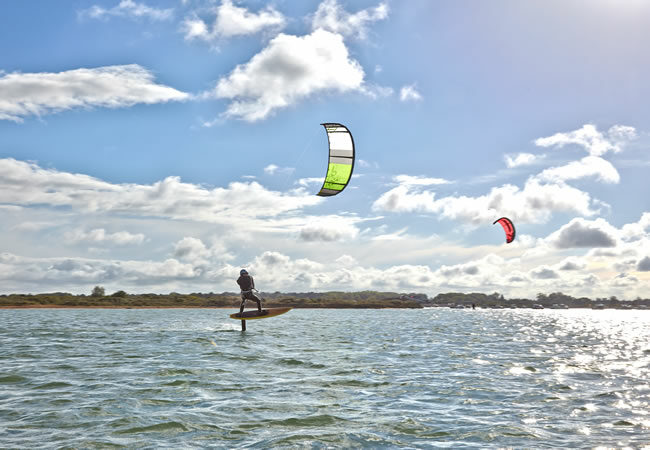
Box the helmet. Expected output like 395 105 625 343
240 269 248 275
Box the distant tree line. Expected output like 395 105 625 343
424 291 650 309
0 287 648 309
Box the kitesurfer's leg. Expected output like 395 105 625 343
239 297 246 314
250 292 262 312
243 291 263 313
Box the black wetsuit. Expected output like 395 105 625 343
236 274 262 313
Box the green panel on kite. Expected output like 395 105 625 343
317 123 355 197
323 182 343 191
324 162 352 186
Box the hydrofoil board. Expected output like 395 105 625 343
230 307 292 320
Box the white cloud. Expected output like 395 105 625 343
172 236 236 265
621 212 650 242
182 17 210 40
298 217 360 242
371 227 408 241
530 266 560 279
264 164 294 175
11 221 57 232
65 228 146 246
534 124 636 156
335 254 357 267
214 0 285 38
79 0 173 21
295 177 324 187
212 29 365 121
373 177 599 225
174 237 210 261
0 158 320 225
312 0 388 39
361 84 394 99
0 253 201 292
2 227 649 296
557 257 586 271
504 152 542 168
399 85 422 102
182 0 285 41
545 218 618 249
612 272 640 287
393 175 451 186
608 124 637 142
372 185 436 214
0 65 189 122
535 155 620 184
264 164 279 175
638 256 650 272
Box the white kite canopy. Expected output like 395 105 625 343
317 123 355 197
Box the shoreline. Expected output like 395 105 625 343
0 305 237 309
1 305 648 310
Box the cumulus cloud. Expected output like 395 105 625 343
393 175 451 186
439 261 480 278
10 221 59 232
534 124 636 156
0 158 320 226
535 156 620 184
264 164 279 174
608 125 637 142
65 228 146 246
182 17 210 40
504 152 542 168
372 124 640 226
0 253 199 291
546 218 618 249
371 227 408 241
373 177 598 224
557 258 585 271
2 235 649 296
311 0 388 39
298 216 361 242
295 177 323 188
182 0 285 41
612 272 639 287
211 29 364 121
79 0 173 21
335 254 357 267
621 212 650 242
531 266 560 279
0 65 189 122
264 164 294 175
638 256 650 272
173 237 211 261
399 85 422 102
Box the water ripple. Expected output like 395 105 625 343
0 308 649 447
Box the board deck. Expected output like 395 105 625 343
230 307 292 320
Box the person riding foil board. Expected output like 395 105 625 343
236 269 264 315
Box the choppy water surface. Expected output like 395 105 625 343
1 308 649 448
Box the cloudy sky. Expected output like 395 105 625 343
1 0 649 298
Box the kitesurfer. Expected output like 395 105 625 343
237 269 263 314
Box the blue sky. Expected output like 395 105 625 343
1 0 649 298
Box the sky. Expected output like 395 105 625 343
1 0 649 298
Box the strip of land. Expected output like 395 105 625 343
1 291 648 309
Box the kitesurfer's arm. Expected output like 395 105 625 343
251 276 255 289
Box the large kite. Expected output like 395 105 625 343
317 123 355 197
493 217 516 243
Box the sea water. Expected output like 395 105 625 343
0 308 648 448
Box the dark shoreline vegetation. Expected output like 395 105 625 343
1 288 649 309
